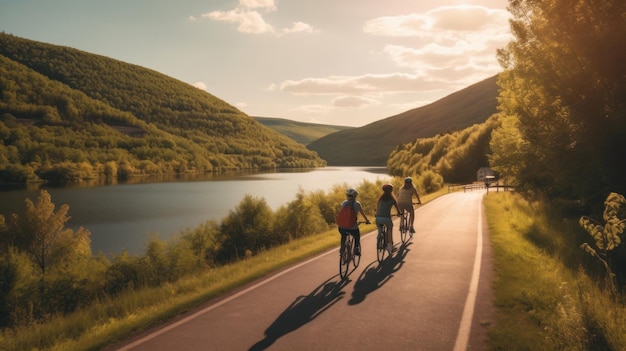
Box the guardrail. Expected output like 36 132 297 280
448 182 514 193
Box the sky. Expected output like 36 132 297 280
1 0 511 127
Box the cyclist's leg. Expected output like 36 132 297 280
375 218 385 248
338 228 347 254
387 220 394 246
407 204 416 232
351 228 361 255
398 202 410 230
380 217 393 251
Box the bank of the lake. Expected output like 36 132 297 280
0 167 389 255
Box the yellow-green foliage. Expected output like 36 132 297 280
496 0 626 201
485 192 626 351
0 33 325 183
387 115 499 184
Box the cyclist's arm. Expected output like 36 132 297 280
414 188 422 204
358 208 371 224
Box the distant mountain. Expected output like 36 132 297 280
253 117 353 145
307 75 499 166
0 33 325 182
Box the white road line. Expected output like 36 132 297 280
116 249 338 351
453 196 484 351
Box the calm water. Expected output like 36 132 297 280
0 167 389 255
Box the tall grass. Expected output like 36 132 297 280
484 192 626 350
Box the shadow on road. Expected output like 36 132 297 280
248 275 349 351
348 242 410 305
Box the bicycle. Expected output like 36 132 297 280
399 209 410 244
399 202 420 243
376 215 399 263
339 222 364 279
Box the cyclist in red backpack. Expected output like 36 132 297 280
338 188 370 256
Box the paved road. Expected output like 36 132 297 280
113 191 493 351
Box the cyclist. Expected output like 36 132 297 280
375 183 401 253
397 177 422 234
338 188 370 256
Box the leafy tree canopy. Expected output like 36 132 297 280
493 0 626 206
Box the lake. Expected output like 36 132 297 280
0 167 389 255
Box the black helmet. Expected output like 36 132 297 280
345 188 358 197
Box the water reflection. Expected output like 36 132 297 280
0 167 389 255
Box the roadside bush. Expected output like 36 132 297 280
418 170 444 193
274 190 328 240
308 189 338 225
179 221 224 267
218 195 274 261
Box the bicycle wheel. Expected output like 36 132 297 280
400 212 409 243
376 227 386 263
339 236 350 279
352 236 361 268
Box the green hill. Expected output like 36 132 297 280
0 33 325 183
307 75 499 166
253 117 353 145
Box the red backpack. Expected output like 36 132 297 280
336 201 357 228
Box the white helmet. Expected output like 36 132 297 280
345 188 358 197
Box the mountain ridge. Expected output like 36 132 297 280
307 75 499 166
0 33 325 182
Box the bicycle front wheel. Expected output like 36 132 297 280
376 230 386 263
400 212 409 244
352 243 361 268
339 237 350 279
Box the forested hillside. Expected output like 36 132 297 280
0 33 325 183
307 75 498 166
387 115 499 184
253 117 352 145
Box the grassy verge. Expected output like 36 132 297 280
1 190 447 351
484 192 626 350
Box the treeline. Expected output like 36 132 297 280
489 0 626 210
489 0 626 293
386 116 498 185
0 33 325 183
0 177 435 330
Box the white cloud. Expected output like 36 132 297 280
362 5 510 86
201 0 315 35
363 5 509 37
204 8 275 34
332 96 380 108
280 73 447 96
283 21 317 34
239 0 277 11
192 81 207 90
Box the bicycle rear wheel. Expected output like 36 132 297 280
376 228 386 263
400 211 410 243
339 236 351 279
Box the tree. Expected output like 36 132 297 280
274 190 328 241
219 195 274 261
3 190 91 281
488 114 528 186
496 0 626 203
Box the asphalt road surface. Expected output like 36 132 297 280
112 190 494 351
